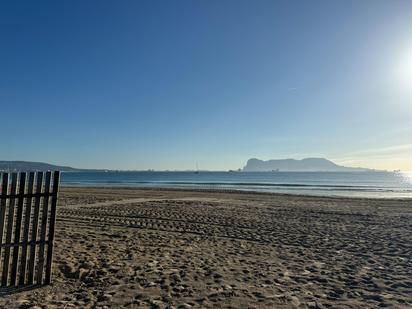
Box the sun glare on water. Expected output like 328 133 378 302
400 171 412 186
406 172 412 184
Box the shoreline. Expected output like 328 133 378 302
58 170 412 200
60 185 412 201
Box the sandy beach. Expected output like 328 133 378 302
1 187 411 308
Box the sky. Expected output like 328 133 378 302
1 0 412 171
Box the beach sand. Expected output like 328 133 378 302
1 187 411 308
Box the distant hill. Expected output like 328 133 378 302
242 158 371 172
0 159 374 173
0 161 85 172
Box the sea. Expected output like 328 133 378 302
60 171 412 199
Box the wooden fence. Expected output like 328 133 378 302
0 171 60 287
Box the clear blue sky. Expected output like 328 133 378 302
1 1 412 170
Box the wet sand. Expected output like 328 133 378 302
1 187 411 308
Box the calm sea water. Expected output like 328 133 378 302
61 171 412 198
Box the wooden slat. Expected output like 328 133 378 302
35 171 51 284
1 239 49 248
18 172 35 285
1 173 18 286
10 173 26 286
27 172 43 285
1 193 54 199
0 173 9 264
44 171 60 284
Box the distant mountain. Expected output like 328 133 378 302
0 161 86 172
242 158 371 172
